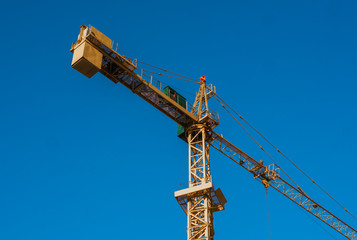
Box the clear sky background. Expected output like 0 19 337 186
1 1 357 240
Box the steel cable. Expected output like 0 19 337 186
214 95 302 190
141 69 199 83
266 188 272 240
214 94 357 223
140 69 196 97
130 57 357 222
295 204 339 240
134 59 199 82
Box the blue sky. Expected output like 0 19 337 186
1 1 357 240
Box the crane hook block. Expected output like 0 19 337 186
262 179 270 188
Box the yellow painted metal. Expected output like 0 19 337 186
90 26 112 48
212 188 227 212
70 25 357 240
71 25 198 126
71 41 103 78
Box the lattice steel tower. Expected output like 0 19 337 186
175 81 227 240
70 25 357 240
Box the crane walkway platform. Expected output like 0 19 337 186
175 183 227 214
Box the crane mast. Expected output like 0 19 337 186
70 25 357 240
174 82 226 240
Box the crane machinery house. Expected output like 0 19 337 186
163 86 187 139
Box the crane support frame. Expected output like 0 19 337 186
70 25 357 240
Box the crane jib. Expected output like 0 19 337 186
210 131 357 240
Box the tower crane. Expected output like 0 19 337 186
70 25 357 240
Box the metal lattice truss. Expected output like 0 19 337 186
187 126 213 240
187 195 213 240
189 127 211 187
84 33 199 129
191 84 219 127
71 25 356 240
210 131 357 240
